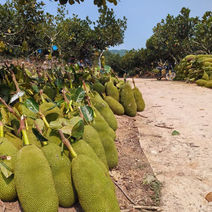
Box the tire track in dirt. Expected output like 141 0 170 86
131 78 212 212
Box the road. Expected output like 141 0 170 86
131 78 212 212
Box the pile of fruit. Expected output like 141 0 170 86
174 54 212 82
0 62 145 212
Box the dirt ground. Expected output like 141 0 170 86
132 78 212 212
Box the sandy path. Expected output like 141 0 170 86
131 78 212 212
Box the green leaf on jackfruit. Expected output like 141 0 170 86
80 105 94 122
25 98 39 113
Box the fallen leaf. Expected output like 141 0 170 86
172 130 180 135
205 192 212 202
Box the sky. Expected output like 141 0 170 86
2 0 212 50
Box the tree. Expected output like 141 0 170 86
192 11 212 54
92 6 127 68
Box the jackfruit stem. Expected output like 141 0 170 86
39 113 50 128
0 121 4 137
19 116 30 146
0 97 20 119
34 121 48 146
82 81 91 107
58 129 77 158
39 90 46 103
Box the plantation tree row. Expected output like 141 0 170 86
104 7 212 76
0 0 126 65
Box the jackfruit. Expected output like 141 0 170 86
106 81 119 101
90 91 118 131
132 87 145 111
93 82 105 94
72 139 108 172
120 82 137 117
22 40 28 52
108 125 116 140
91 109 118 169
103 95 124 115
205 80 212 88
0 138 18 201
45 128 70 157
39 102 63 123
0 41 5 53
202 71 209 81
4 131 23 150
196 79 208 86
42 143 77 207
14 144 59 212
72 154 120 212
14 102 37 126
82 125 108 168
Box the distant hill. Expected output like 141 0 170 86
109 49 128 56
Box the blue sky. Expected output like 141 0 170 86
2 0 212 50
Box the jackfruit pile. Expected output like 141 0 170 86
0 62 146 211
174 54 212 83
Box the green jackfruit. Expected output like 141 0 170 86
14 102 37 126
132 87 145 111
82 125 108 168
39 102 63 123
22 40 28 52
106 81 119 101
14 144 59 212
90 91 118 131
103 96 124 115
205 80 212 88
45 128 70 157
42 143 77 207
91 109 118 169
72 154 120 212
108 126 116 140
0 138 18 201
120 82 137 117
196 79 208 86
202 71 209 81
93 82 105 94
72 139 108 172
4 131 23 150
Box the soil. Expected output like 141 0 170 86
132 78 212 212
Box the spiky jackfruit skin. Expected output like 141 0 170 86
106 81 119 101
132 87 145 111
4 131 23 150
205 80 212 88
93 82 105 94
72 155 120 212
82 125 108 169
202 71 209 81
72 140 108 172
14 145 59 212
104 96 124 115
120 83 137 117
45 128 70 157
41 143 77 207
91 109 118 169
108 126 117 140
196 79 208 86
0 138 18 201
90 91 118 131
